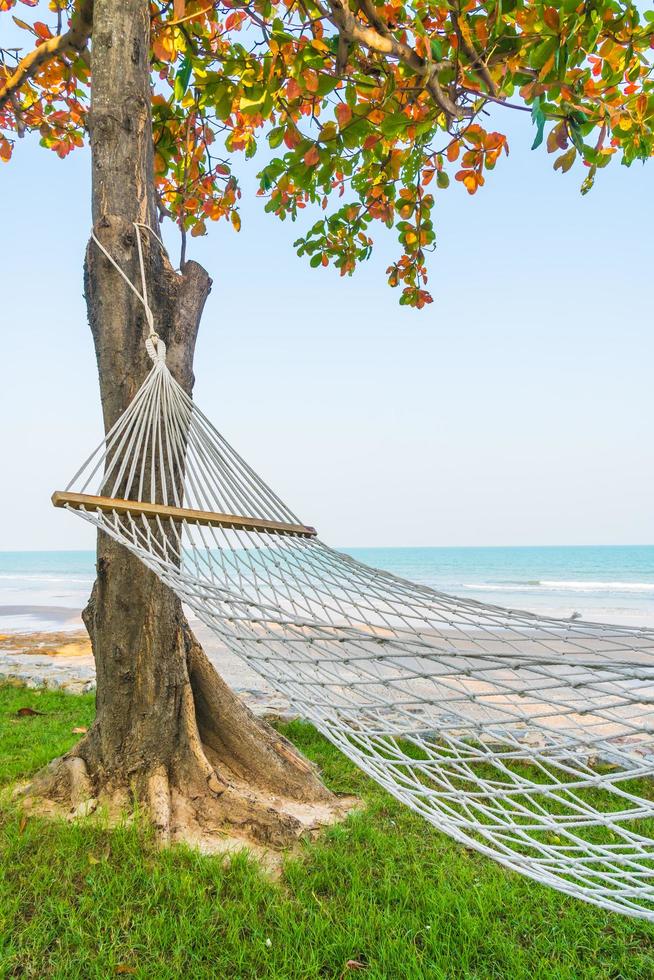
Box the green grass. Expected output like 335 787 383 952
1 685 654 979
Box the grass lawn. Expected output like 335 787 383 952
1 684 654 979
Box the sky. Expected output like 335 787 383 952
1 105 652 551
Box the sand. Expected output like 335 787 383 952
0 621 293 716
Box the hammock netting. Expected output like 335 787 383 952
56 334 654 921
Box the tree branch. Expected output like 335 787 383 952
0 0 93 112
325 0 471 119
452 13 497 98
358 0 390 38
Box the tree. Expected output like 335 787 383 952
1 0 652 848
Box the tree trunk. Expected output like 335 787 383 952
24 0 348 852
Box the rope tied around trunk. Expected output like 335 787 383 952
90 221 165 360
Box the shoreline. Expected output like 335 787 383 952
0 623 295 718
1 548 654 633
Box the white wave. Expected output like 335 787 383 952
461 581 654 594
540 580 654 593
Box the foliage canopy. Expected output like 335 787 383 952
1 0 652 306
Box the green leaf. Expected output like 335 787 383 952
381 113 408 138
531 96 546 150
174 56 193 101
268 126 284 149
553 146 576 173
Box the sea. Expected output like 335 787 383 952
0 545 653 633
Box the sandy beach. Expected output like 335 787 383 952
3 609 654 753
0 620 294 717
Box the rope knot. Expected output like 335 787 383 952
146 334 167 364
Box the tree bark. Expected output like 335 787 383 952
24 0 348 851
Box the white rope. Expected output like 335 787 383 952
56 230 654 921
91 221 164 346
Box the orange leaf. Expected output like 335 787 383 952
154 152 167 175
539 51 556 79
446 141 460 162
303 145 320 166
231 211 241 232
335 103 352 129
284 126 301 149
153 31 176 63
303 69 319 93
455 169 483 194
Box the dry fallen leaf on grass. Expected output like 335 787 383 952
72 726 88 734
15 707 44 717
343 960 367 972
114 967 137 975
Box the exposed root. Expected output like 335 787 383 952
17 670 357 861
146 764 172 845
18 741 356 868
17 595 358 861
186 630 333 803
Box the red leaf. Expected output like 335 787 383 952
225 11 245 31
33 20 51 39
543 7 559 31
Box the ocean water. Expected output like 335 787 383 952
0 551 95 632
0 546 652 632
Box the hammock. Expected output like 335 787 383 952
53 228 654 921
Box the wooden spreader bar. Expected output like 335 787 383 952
52 491 317 538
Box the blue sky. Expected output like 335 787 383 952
1 105 652 550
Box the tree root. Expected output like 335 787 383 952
18 740 355 865
17 627 357 861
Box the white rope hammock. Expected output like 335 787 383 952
54 228 654 920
